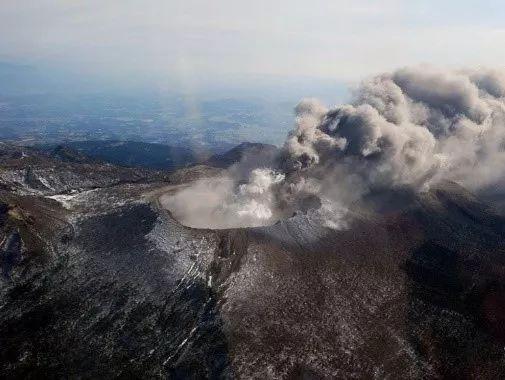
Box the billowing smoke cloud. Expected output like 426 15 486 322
161 169 287 229
164 66 505 229
284 67 505 190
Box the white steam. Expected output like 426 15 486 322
161 169 286 229
164 66 505 229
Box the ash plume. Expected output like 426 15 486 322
165 66 505 229
162 169 286 229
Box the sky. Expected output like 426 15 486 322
1 0 505 87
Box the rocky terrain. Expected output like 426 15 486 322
1 142 505 379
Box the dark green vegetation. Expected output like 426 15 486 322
206 142 279 169
51 140 200 170
44 140 279 171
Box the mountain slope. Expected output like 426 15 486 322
47 140 200 170
0 143 504 378
206 142 279 169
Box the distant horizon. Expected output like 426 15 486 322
3 1 505 88
0 59 350 107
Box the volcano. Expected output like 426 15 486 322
0 143 504 379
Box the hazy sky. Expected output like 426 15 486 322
1 0 504 84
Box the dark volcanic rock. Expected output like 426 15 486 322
1 143 505 379
0 144 173 195
0 197 230 378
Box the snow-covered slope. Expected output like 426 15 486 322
1 143 505 379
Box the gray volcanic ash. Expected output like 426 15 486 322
164 66 505 229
